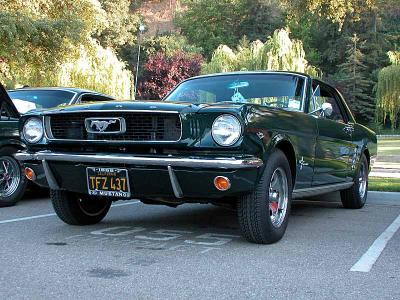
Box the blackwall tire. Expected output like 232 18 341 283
237 149 292 244
51 190 111 225
0 153 27 207
340 154 368 209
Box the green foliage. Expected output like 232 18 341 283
202 29 319 76
96 0 140 50
376 53 400 129
0 0 134 98
336 34 375 123
175 0 283 58
144 34 203 58
58 40 133 99
282 0 377 28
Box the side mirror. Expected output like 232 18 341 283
321 102 333 117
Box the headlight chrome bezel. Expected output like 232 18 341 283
211 114 242 147
22 117 44 144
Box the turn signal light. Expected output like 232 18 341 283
25 167 36 181
214 176 231 191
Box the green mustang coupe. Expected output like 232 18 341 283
14 72 377 244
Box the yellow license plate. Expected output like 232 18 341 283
86 167 131 198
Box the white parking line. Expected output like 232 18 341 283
0 201 140 225
350 213 400 272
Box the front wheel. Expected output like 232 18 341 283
237 149 292 244
0 154 27 207
51 190 111 225
340 154 369 209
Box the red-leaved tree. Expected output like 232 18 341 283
138 51 203 100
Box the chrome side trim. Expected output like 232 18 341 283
15 151 264 170
42 160 60 190
168 166 183 198
292 182 353 199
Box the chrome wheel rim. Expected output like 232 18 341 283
0 157 21 198
358 162 367 199
269 167 289 228
77 197 109 217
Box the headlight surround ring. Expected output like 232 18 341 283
211 114 242 147
22 117 44 144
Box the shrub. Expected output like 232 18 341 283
138 51 203 100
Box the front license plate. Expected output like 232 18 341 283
86 167 131 198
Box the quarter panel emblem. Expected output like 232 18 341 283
85 117 126 134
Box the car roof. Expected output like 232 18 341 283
7 87 112 97
188 71 312 81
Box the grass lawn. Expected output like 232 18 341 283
369 177 400 192
377 139 400 156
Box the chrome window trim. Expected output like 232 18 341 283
44 111 183 143
164 72 309 113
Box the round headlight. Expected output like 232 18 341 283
23 117 44 144
212 114 242 146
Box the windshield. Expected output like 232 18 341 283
164 73 306 112
8 90 76 114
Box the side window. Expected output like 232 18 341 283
0 103 11 120
310 83 346 123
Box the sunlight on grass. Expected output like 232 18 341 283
369 177 400 192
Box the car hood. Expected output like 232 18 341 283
26 100 249 116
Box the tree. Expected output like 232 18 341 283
175 0 283 58
138 51 203 100
0 0 134 97
336 34 375 123
376 51 400 129
202 29 319 76
96 0 140 50
281 0 377 28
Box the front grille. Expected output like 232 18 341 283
46 112 181 142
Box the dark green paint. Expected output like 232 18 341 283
11 72 377 201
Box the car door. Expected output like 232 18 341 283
0 84 20 143
310 81 353 186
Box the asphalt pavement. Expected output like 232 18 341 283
0 191 399 299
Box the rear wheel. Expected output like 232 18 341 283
0 152 27 207
237 149 292 244
340 154 368 209
51 190 111 225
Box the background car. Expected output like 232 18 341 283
15 71 378 244
0 85 114 207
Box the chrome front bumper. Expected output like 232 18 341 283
15 151 264 169
15 151 263 198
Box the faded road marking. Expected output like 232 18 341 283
0 213 56 224
0 201 140 225
350 213 400 272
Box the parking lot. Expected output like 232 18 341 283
0 191 399 300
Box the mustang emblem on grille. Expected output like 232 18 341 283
90 120 117 132
85 117 125 134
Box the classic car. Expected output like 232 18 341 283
13 71 377 244
0 84 114 207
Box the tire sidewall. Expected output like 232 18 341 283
354 154 369 205
0 152 27 207
258 149 293 241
